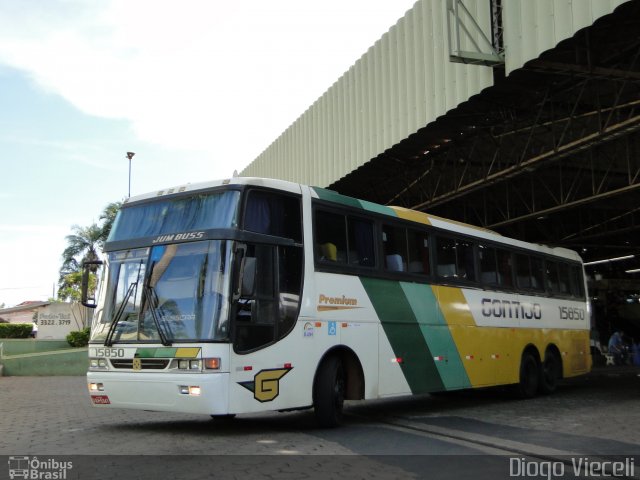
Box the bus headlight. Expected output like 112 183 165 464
89 358 108 370
175 359 203 371
174 358 218 371
178 360 189 370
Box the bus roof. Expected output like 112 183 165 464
124 177 581 263
123 176 303 205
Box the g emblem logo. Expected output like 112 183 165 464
238 368 292 402
132 358 142 371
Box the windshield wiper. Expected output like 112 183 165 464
142 260 173 346
104 259 144 347
143 284 173 346
104 281 137 347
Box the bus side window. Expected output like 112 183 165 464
234 243 303 352
277 245 302 339
515 254 532 289
497 249 514 287
234 244 277 352
315 210 347 264
570 265 585 298
530 257 544 291
347 217 375 267
407 229 430 275
479 244 498 285
557 263 572 296
436 237 457 278
383 225 407 272
546 261 560 294
570 265 584 298
245 191 302 242
456 239 476 281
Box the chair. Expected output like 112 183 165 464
386 254 404 272
408 261 424 273
320 243 337 261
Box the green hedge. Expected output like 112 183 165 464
0 323 33 338
66 327 91 347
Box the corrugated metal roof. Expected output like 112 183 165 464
502 0 628 74
242 0 495 186
242 0 628 188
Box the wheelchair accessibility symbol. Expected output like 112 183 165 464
328 321 337 336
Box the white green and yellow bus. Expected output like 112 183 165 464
84 177 591 427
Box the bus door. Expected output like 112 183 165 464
228 242 304 413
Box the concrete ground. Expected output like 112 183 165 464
1 365 638 479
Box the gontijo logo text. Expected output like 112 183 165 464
481 298 542 320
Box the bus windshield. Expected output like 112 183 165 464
91 240 233 343
108 190 240 243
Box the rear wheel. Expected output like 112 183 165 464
539 351 560 394
515 352 539 399
313 355 345 428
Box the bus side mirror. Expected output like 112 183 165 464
81 260 103 308
240 257 257 297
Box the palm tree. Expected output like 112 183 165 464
58 223 104 300
57 202 122 301
99 201 122 240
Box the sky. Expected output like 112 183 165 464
0 0 417 308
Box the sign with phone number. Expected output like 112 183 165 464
35 307 80 339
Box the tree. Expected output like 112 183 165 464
60 223 103 273
58 202 121 301
58 271 97 303
100 201 122 240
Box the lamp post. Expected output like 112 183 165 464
126 152 135 198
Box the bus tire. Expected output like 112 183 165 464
516 352 539 399
210 414 236 421
313 355 345 428
539 352 560 394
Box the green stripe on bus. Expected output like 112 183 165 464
313 187 398 217
312 187 362 209
135 347 177 358
359 200 398 217
360 277 444 393
400 283 471 390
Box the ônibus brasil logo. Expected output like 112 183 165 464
8 456 72 479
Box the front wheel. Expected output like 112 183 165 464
313 355 345 428
210 414 236 421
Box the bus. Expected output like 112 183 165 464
84 177 591 427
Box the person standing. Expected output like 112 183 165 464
30 321 38 339
608 331 625 365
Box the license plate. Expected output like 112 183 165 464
91 395 111 405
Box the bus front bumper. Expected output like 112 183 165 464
87 371 230 415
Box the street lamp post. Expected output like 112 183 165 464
126 152 135 198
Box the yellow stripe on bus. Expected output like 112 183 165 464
175 348 201 358
389 206 431 225
431 285 591 388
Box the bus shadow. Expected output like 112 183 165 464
99 408 320 437
98 388 517 437
96 373 623 438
